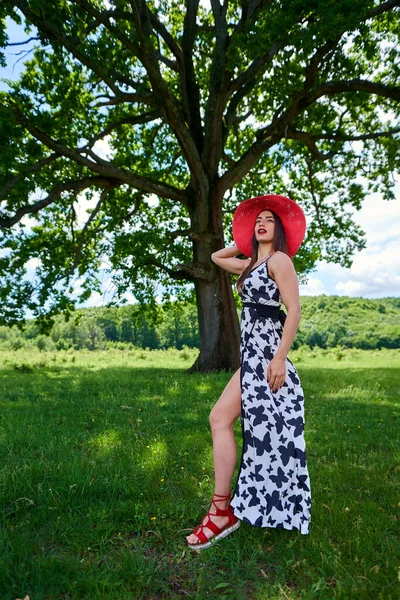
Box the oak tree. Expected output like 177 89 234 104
0 0 399 370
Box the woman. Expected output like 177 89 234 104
186 194 312 551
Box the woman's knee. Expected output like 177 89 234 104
209 406 232 432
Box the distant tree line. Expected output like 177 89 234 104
0 296 398 352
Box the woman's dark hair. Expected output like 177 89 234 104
236 210 288 293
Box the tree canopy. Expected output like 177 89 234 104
0 0 399 370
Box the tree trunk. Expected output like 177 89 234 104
187 188 241 372
188 267 241 372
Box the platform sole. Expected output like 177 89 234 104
187 519 241 551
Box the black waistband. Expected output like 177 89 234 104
242 302 286 326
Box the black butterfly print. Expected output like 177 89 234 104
240 475 247 485
255 363 266 381
290 395 302 412
253 431 272 456
242 361 254 376
248 405 269 426
288 494 303 514
294 447 307 467
252 286 268 301
267 515 276 525
243 428 254 454
272 412 286 434
265 490 282 514
278 441 296 466
248 486 261 507
263 346 274 361
236 502 246 513
246 343 257 359
287 416 304 437
270 453 277 463
284 406 293 415
254 515 264 526
254 463 265 482
285 515 292 525
288 370 300 385
254 385 268 400
296 474 310 491
279 434 287 444
269 466 289 489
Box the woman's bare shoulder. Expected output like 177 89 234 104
269 251 293 266
268 251 295 278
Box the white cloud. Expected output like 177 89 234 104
313 192 400 298
92 135 113 161
299 277 326 296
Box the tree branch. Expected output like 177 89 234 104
84 111 161 148
287 126 400 145
168 229 201 241
14 0 144 98
181 0 204 152
301 80 400 107
7 36 40 46
137 257 213 281
0 176 115 228
6 100 187 204
62 187 111 279
0 153 60 202
147 8 184 64
137 258 194 281
366 0 400 19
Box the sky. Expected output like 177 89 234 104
1 15 399 304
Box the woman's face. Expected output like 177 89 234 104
254 210 275 243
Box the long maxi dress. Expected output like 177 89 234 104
230 257 312 535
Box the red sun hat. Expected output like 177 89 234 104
232 194 306 258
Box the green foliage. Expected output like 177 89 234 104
295 295 400 350
0 1 399 328
0 295 398 352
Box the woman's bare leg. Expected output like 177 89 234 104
186 367 242 545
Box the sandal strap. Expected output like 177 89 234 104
192 525 208 545
190 505 237 544
211 493 231 515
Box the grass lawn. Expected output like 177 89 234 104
0 347 399 599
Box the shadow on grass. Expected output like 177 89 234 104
0 363 399 599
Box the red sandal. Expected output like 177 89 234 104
187 492 241 551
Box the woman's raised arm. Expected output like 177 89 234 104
211 245 250 275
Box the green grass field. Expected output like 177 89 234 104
0 347 399 600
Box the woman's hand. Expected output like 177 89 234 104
266 356 286 393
